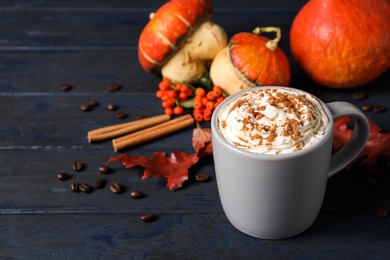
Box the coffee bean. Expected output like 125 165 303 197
85 99 99 107
108 83 120 92
80 103 92 112
57 172 70 181
130 190 144 199
141 213 156 222
361 104 373 111
60 83 72 91
93 177 105 189
377 207 388 218
72 161 85 171
116 111 127 119
352 91 366 100
107 103 118 111
71 181 79 192
79 183 91 193
195 173 209 182
373 105 386 113
110 182 122 193
98 165 113 174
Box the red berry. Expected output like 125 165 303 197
203 113 211 121
173 106 184 115
193 99 203 109
193 111 204 122
195 87 206 97
156 90 163 98
203 108 213 116
164 107 173 115
212 86 222 97
206 91 216 101
206 101 214 110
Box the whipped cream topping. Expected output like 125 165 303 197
218 88 329 154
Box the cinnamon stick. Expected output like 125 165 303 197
112 114 195 152
88 114 170 142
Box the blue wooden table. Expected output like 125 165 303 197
1 0 389 258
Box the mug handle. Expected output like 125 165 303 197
326 102 370 177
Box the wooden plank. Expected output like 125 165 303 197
0 0 389 258
0 0 308 9
0 143 389 214
0 50 160 93
0 148 220 212
0 213 389 258
0 93 198 145
0 10 297 48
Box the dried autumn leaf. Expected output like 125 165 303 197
109 150 197 190
333 116 390 174
108 129 211 190
192 122 213 156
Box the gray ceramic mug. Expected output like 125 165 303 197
211 86 370 239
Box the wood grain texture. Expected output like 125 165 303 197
0 0 389 258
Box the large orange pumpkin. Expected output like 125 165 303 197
290 0 390 89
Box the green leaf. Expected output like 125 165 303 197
180 98 194 108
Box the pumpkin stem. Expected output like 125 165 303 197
252 27 281 51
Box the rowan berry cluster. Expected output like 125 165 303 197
155 77 192 116
192 86 225 122
155 76 226 122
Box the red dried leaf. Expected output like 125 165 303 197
192 122 213 156
108 126 211 190
109 150 198 190
333 116 390 174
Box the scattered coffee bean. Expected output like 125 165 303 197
108 83 121 92
93 177 105 189
377 207 388 218
373 105 386 113
130 190 144 199
60 83 72 91
141 213 156 222
352 91 366 100
79 183 91 193
116 111 127 119
72 161 85 171
107 103 118 111
361 104 373 112
80 103 92 112
57 172 70 181
85 99 99 107
98 165 113 174
71 181 79 192
195 173 209 182
110 182 122 193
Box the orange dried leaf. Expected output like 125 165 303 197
192 122 212 156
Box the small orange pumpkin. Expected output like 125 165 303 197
210 27 291 95
290 0 390 89
138 0 212 73
138 0 227 84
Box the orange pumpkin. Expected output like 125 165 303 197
138 0 212 72
290 0 390 89
210 27 290 95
